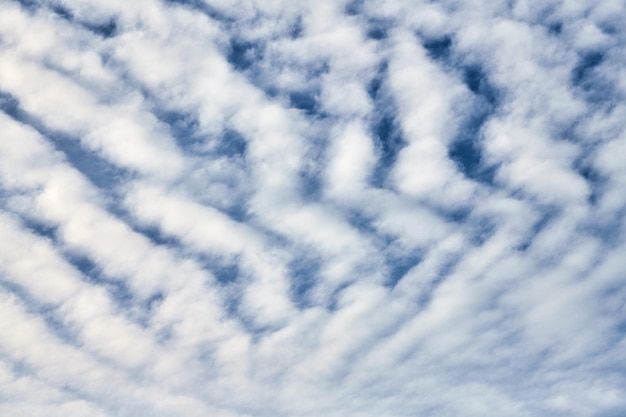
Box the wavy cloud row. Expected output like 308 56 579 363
0 0 625 416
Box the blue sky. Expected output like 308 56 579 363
0 0 625 416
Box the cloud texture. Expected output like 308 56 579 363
1 0 625 416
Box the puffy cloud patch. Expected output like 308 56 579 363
1 0 625 416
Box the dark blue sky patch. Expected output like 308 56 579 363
51 4 74 20
514 208 558 252
154 109 202 150
572 51 604 86
570 51 616 105
299 169 323 201
578 209 624 250
0 280 81 343
344 0 362 16
327 282 353 312
125 220 178 248
366 64 407 187
12 0 40 12
448 136 496 185
288 256 320 309
449 138 482 180
145 292 164 310
162 0 232 23
218 129 248 158
60 252 137 317
288 90 318 115
344 208 380 239
289 16 303 38
298 143 325 201
63 251 102 279
227 38 263 72
595 19 619 36
422 36 453 61
416 256 459 307
439 205 471 224
42 310 79 345
0 275 82 344
72 256 137 310
449 66 500 185
82 18 118 38
547 22 562 35
54 135 125 190
576 159 604 205
0 90 124 190
0 91 21 119
465 216 496 246
216 199 248 223
49 3 117 38
21 217 59 242
367 61 387 101
370 112 406 187
212 258 240 285
367 26 387 41
462 65 500 106
366 20 388 40
104 280 135 310
384 251 423 289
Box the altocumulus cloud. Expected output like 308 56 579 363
0 0 625 416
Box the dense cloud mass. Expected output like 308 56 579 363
0 0 625 416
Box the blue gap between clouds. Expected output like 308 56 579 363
0 91 125 190
384 250 424 289
150 107 203 151
344 0 362 16
11 0 39 11
344 209 427 289
0 280 79 344
225 30 327 120
298 137 326 201
327 282 354 312
572 51 604 86
62 249 166 328
162 0 233 24
51 3 118 38
63 251 135 307
420 34 501 185
10 212 151 325
288 255 321 309
148 99 248 156
289 16 304 38
367 63 406 187
515 208 558 252
193 253 241 285
366 19 389 40
115 210 245 286
575 155 604 205
423 36 453 60
417 255 460 307
227 38 264 72
449 65 501 185
372 112 406 186
571 51 614 104
289 90 319 115
146 105 250 220
20 217 59 242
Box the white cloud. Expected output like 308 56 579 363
0 0 625 416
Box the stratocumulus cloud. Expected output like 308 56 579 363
0 0 625 416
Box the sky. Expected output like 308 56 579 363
0 0 625 416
